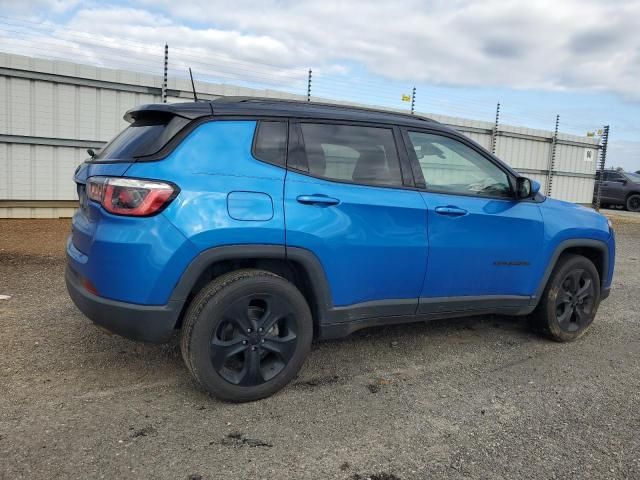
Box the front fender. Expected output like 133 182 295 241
534 198 613 304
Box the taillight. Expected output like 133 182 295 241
86 177 178 216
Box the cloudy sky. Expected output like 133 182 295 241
3 0 640 170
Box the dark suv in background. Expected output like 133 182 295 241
595 170 640 212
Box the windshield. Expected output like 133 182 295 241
624 172 640 183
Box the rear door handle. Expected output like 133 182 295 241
296 194 340 206
434 205 468 217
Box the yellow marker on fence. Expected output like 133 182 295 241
401 94 411 102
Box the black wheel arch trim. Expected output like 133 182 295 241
169 244 286 303
531 238 609 306
167 244 335 324
284 246 334 322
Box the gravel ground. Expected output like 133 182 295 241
1 213 639 480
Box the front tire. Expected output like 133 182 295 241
626 194 640 212
531 254 601 342
180 269 313 402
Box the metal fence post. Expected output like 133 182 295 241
594 125 610 211
546 114 560 197
491 102 500 154
410 86 416 115
162 43 168 103
307 69 312 102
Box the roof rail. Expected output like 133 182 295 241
211 96 435 123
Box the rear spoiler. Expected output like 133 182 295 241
123 102 213 123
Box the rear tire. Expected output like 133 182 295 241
180 269 313 402
626 194 640 212
530 254 601 342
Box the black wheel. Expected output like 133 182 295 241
180 269 312 402
626 194 640 212
530 254 601 342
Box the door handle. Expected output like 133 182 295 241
296 194 340 206
434 206 468 216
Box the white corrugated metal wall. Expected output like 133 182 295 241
0 52 601 218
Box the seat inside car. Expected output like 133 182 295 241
352 146 392 184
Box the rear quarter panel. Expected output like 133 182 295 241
125 120 286 250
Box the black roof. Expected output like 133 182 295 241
126 97 450 131
211 97 439 127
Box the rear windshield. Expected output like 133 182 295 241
93 114 189 161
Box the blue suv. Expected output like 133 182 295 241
66 98 615 401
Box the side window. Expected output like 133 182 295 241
253 121 287 166
298 123 403 187
407 131 512 198
605 171 624 182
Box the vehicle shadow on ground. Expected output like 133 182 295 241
63 309 541 401
352 312 530 339
161 312 533 359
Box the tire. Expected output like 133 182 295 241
530 254 601 342
626 194 640 212
180 269 313 402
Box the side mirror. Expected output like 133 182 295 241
531 179 541 195
516 177 540 199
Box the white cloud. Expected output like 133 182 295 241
1 0 640 101
133 0 640 99
2 0 80 14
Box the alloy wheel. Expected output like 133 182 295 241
555 269 596 332
210 294 298 386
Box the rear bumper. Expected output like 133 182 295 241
65 266 182 343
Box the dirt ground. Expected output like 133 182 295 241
1 212 639 480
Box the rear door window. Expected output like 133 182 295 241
297 123 403 187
